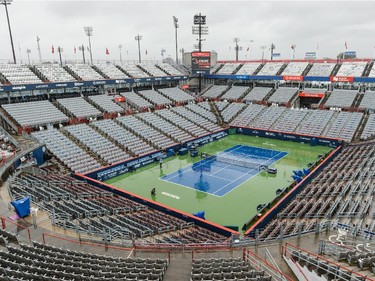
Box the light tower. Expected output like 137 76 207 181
1 0 16 64
84 26 93 65
135 34 143 63
233 38 241 62
173 16 179 64
119 44 123 64
260 45 267 61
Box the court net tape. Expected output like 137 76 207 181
213 154 268 171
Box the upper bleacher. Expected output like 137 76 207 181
242 87 272 102
256 62 284 76
157 63 183 76
121 91 153 110
236 62 262 75
35 64 75 82
336 61 367 77
157 87 195 103
306 62 336 76
220 86 249 101
87 94 124 113
94 64 129 79
66 64 104 80
2 100 69 128
138 89 173 106
216 63 241 74
139 63 167 77
57 97 102 118
202 85 228 99
0 64 42 84
324 90 358 108
358 91 375 111
267 87 298 104
120 63 148 78
281 61 309 76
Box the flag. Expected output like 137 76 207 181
52 45 54 54
345 41 348 49
247 47 250 52
106 48 109 55
317 42 319 50
229 46 231 51
145 49 148 55
291 45 296 50
74 46 76 54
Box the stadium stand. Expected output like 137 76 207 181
236 62 263 75
32 129 102 173
157 62 184 76
230 103 266 127
185 102 219 124
156 109 209 137
358 90 375 111
219 102 247 123
34 64 76 82
117 115 177 149
294 109 335 136
139 63 168 77
0 242 168 281
191 257 272 281
250 105 287 130
216 63 241 74
57 96 102 119
336 61 367 77
368 64 375 77
324 111 363 142
157 87 195 103
87 94 124 113
256 62 284 76
0 64 43 84
94 63 129 78
138 89 173 107
242 87 273 102
360 113 375 140
271 108 309 133
121 91 153 110
66 64 105 80
137 111 193 142
267 87 298 104
306 62 336 77
220 85 249 101
170 106 221 132
210 63 222 74
281 61 309 76
324 90 358 108
2 100 69 128
120 63 149 78
64 123 131 164
202 85 228 99
213 101 229 112
92 119 156 156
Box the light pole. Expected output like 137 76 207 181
161 49 166 61
79 45 86 64
270 43 276 60
26 49 31 65
260 45 267 61
179 48 184 64
1 0 16 64
84 26 93 65
135 34 143 63
233 38 241 62
291 44 296 60
57 47 63 67
173 16 179 64
119 44 123 64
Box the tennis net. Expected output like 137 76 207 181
214 153 268 171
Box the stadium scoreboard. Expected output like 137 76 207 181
191 51 211 75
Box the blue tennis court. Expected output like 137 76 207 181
160 145 288 197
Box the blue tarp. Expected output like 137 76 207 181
11 197 30 218
303 168 310 176
193 211 206 220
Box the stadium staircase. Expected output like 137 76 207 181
169 107 212 130
153 111 195 137
154 65 170 76
302 63 313 76
352 92 364 109
91 65 109 79
199 84 213 96
63 66 82 81
253 63 265 75
60 128 109 166
362 60 374 77
30 66 48 82
352 113 369 142
231 64 244 75
210 101 224 126
212 64 224 74
331 63 342 76
318 91 332 108
217 85 232 100
276 63 288 75
263 87 276 102
137 65 152 77
115 65 133 77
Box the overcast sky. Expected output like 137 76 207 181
1 0 375 64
